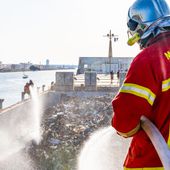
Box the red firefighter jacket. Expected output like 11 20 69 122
112 32 170 170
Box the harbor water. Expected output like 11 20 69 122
0 69 76 108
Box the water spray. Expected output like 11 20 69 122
29 86 42 144
0 85 42 169
77 126 131 170
78 116 170 170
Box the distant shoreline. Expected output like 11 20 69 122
0 68 77 73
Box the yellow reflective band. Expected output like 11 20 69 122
120 83 156 106
167 126 170 149
164 50 170 60
124 167 164 170
117 123 140 137
162 78 170 92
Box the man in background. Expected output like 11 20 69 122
110 70 114 84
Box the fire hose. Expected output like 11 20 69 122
140 116 170 170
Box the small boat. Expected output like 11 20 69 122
23 74 28 79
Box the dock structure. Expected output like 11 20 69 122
55 72 74 91
1 71 127 110
54 71 126 92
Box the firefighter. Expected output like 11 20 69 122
111 0 170 169
24 82 30 95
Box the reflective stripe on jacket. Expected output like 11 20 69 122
120 83 156 106
124 167 164 170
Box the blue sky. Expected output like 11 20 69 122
0 0 169 65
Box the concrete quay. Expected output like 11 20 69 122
54 71 125 92
74 73 120 87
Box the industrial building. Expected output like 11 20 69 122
77 56 133 74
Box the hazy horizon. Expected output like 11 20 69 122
1 0 170 65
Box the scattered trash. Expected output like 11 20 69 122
28 94 115 170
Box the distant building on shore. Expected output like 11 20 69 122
46 59 50 66
0 62 77 72
77 57 133 74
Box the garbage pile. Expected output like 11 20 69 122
29 93 115 170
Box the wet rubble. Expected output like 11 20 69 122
29 93 115 170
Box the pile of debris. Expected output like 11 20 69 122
29 93 115 170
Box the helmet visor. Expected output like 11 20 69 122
127 19 139 31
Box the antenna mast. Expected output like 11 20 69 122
104 30 118 72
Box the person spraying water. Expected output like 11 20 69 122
24 80 34 97
78 1 170 169
111 0 170 169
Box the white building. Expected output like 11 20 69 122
77 57 133 74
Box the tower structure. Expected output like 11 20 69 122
104 30 118 72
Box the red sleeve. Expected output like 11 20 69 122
111 50 160 137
